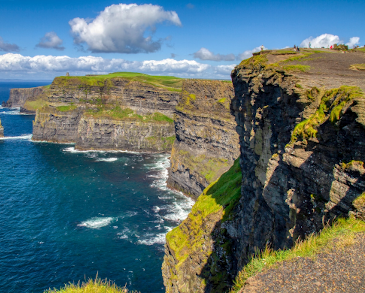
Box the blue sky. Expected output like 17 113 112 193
0 0 364 80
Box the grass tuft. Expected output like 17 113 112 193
230 217 365 292
44 277 136 293
350 64 365 71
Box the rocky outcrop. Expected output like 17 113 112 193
163 51 365 292
0 119 3 137
2 87 45 108
31 74 180 152
32 108 83 143
166 80 240 198
48 77 179 118
76 116 175 152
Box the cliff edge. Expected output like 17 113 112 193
163 48 365 292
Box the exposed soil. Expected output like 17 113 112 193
282 49 365 91
240 233 365 293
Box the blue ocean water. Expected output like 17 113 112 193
0 82 193 293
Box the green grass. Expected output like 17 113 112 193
44 277 135 293
166 159 242 265
350 63 365 70
290 86 364 143
230 217 365 292
23 99 48 111
52 72 183 92
353 192 365 209
85 106 174 124
56 104 77 112
282 65 310 72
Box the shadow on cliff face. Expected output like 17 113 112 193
196 87 365 292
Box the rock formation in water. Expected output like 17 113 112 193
2 87 45 109
166 79 240 199
163 49 365 292
30 74 180 152
0 119 3 137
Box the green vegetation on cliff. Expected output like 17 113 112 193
84 106 174 124
166 159 241 265
44 278 134 293
290 85 364 143
53 72 183 92
230 217 365 292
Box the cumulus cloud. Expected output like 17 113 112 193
0 53 237 79
0 36 20 52
346 37 360 48
193 48 235 61
36 32 65 51
300 34 340 48
69 3 181 53
237 46 265 60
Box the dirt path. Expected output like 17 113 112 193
240 233 365 293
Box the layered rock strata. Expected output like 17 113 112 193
2 87 45 108
76 117 175 152
0 119 3 137
166 80 240 198
31 75 179 152
163 51 365 292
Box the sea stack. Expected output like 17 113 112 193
0 119 4 137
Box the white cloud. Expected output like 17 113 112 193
0 36 20 52
237 46 265 60
0 53 237 79
36 32 65 51
193 48 235 61
69 3 181 53
346 37 360 48
300 34 340 48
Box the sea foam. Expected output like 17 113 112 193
78 217 115 229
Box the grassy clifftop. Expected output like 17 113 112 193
52 72 183 92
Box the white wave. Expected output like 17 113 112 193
0 110 20 115
96 157 118 162
63 147 106 153
163 197 194 222
137 233 166 245
0 134 32 140
78 217 115 229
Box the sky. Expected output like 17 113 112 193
0 0 364 80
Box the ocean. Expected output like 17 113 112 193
0 82 193 293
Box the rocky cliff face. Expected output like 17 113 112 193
0 119 3 137
2 87 45 108
163 51 365 292
32 108 82 143
31 74 179 152
77 116 175 152
166 80 240 198
48 77 179 118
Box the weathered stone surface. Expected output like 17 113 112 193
163 53 365 292
2 87 45 108
76 117 174 152
0 119 4 137
167 79 240 198
32 108 82 143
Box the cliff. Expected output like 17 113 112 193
0 119 3 137
2 86 46 108
31 73 180 152
163 49 365 292
166 79 240 198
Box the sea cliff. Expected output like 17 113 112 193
163 49 365 292
30 73 180 152
2 86 45 109
0 119 3 137
166 79 240 198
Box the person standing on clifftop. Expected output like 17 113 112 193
309 42 311 48
260 45 264 51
